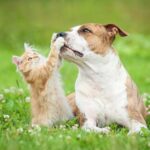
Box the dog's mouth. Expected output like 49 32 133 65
61 44 83 57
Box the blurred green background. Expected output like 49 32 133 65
0 0 150 93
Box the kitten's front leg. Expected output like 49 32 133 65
51 35 65 52
47 34 65 67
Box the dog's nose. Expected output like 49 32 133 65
56 32 66 38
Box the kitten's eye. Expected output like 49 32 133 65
81 28 92 33
28 57 32 61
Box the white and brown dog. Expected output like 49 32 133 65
54 23 148 134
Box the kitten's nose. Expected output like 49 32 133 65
56 32 66 38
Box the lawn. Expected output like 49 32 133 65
0 0 150 150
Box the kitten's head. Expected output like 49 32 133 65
12 43 45 75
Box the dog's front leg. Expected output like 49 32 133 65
82 118 110 134
127 119 147 135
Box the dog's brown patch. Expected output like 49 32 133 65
67 93 85 126
126 76 147 124
78 23 127 55
78 23 110 55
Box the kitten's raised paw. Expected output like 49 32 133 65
51 33 57 43
54 37 65 52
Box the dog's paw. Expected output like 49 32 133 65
54 37 65 52
100 127 110 134
82 125 110 134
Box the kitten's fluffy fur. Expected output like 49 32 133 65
12 35 73 126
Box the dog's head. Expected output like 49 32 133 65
55 23 127 65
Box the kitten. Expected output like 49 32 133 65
12 35 73 126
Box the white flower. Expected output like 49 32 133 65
28 129 33 134
66 135 71 140
17 127 24 133
142 93 150 102
72 124 79 130
3 114 10 119
10 87 16 93
77 134 81 139
28 125 41 135
143 93 150 98
18 88 24 95
3 114 10 121
33 125 41 132
0 94 4 101
25 97 31 103
59 125 66 129
31 124 41 132
4 89 10 94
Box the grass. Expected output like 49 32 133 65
0 0 150 150
0 87 150 150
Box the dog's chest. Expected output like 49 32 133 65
75 65 128 125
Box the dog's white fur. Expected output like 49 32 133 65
55 25 147 134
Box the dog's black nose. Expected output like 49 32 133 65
56 32 66 38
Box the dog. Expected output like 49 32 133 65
54 23 148 134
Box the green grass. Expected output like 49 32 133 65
0 0 150 150
0 87 150 150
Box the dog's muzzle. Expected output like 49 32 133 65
56 32 84 57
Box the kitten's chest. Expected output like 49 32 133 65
46 77 58 98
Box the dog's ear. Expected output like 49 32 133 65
104 24 128 37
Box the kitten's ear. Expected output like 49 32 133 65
12 55 21 66
24 43 33 52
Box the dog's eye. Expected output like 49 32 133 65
28 57 32 61
81 28 92 33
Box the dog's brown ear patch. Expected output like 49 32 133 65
104 24 128 37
